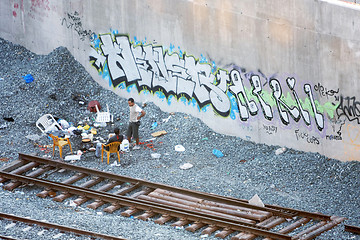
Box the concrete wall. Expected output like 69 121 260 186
1 0 360 161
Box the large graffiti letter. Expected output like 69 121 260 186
269 79 300 125
100 34 140 87
146 46 176 94
287 77 310 125
89 46 106 71
249 75 273 120
304 84 324 130
184 56 212 107
164 53 194 99
132 45 153 90
209 69 231 116
229 70 258 121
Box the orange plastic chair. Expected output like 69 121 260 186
101 142 121 164
49 134 72 159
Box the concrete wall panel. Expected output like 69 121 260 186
1 0 360 161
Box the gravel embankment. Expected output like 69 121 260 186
0 37 359 240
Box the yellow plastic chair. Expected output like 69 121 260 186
49 134 72 159
101 142 121 164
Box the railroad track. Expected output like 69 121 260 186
0 153 346 240
0 212 127 240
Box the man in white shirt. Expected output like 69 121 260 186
127 98 146 150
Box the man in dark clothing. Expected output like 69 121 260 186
95 127 123 157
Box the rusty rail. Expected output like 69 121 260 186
0 212 127 240
345 224 360 234
0 153 347 240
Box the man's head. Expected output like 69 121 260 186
114 127 120 135
128 98 135 107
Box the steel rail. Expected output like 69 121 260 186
0 212 127 240
18 153 332 221
17 153 300 218
345 224 360 234
0 170 292 240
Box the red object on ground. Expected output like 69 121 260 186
87 100 101 113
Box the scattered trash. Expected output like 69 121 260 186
200 234 209 238
23 74 34 83
162 115 171 123
212 149 224 158
3 117 14 122
0 157 10 162
88 147 96 152
239 159 247 163
151 153 161 159
144 137 156 142
121 139 130 152
67 200 77 207
201 137 208 141
110 161 121 167
58 119 70 129
151 130 167 137
0 123 7 129
90 128 97 135
180 163 193 170
150 122 158 130
249 194 265 207
93 122 107 128
175 226 184 230
64 155 81 162
275 147 287 155
142 100 148 108
175 145 185 152
96 212 103 215
87 100 101 112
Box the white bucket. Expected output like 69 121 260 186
122 139 129 152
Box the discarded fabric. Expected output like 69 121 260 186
151 153 161 159
212 149 224 158
64 155 81 161
179 163 193 170
175 145 185 152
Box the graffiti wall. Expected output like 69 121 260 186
1 0 359 161
88 33 359 161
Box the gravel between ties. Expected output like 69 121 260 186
0 38 359 240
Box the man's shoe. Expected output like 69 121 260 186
133 145 141 150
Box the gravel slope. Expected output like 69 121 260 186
0 38 359 240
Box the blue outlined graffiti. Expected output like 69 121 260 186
89 32 326 131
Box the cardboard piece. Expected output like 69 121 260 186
151 130 167 137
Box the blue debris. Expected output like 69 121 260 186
23 74 34 83
212 149 224 158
